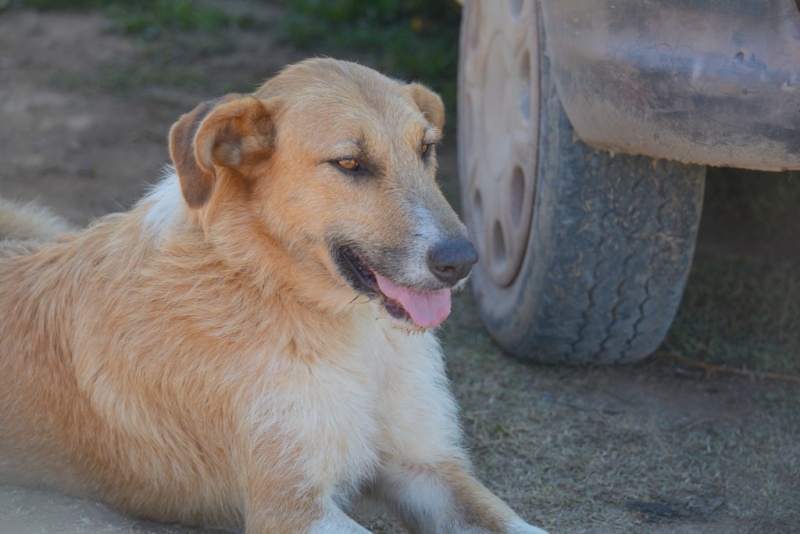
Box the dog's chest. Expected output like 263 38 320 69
247 318 445 492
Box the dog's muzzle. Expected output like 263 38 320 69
336 238 478 329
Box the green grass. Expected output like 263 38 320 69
18 0 262 37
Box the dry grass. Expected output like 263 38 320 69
440 289 800 533
665 168 800 375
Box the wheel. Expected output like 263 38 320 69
457 0 706 364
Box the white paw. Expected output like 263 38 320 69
507 518 552 534
310 503 372 533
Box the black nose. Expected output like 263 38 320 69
427 238 479 285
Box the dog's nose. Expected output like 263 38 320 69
427 238 479 285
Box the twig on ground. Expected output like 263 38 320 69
655 352 800 385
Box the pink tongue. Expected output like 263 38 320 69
374 273 452 328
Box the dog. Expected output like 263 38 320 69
0 58 550 534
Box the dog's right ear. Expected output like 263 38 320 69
169 95 275 209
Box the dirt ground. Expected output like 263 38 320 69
0 5 798 534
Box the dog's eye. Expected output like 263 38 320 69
421 143 434 157
336 158 361 172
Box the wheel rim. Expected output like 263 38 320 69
460 0 540 287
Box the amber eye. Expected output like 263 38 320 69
337 158 360 172
421 143 433 156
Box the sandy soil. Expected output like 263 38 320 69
0 6 797 534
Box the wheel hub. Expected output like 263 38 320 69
459 0 540 287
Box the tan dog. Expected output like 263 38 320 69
0 58 549 534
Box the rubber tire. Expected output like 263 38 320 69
458 8 706 365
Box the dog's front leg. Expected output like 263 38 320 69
371 459 550 534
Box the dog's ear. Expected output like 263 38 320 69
169 95 275 209
407 82 445 130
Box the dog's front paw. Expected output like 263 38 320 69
506 518 552 534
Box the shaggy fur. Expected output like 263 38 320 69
0 58 550 534
0 197 73 242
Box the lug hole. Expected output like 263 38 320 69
519 49 531 122
511 167 525 228
472 187 484 234
492 220 507 272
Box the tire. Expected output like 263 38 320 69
457 0 706 365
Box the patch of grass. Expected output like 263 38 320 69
104 1 234 36
274 0 461 119
96 62 208 95
17 0 264 37
443 291 800 532
14 0 96 7
666 259 800 373
701 168 800 234
20 0 273 98
664 169 800 375
46 31 246 98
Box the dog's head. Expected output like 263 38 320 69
167 58 476 329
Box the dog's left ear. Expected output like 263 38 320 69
407 83 445 130
169 95 275 209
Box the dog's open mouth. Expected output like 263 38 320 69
338 246 451 329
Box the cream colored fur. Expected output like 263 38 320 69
0 197 73 241
0 58 550 534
